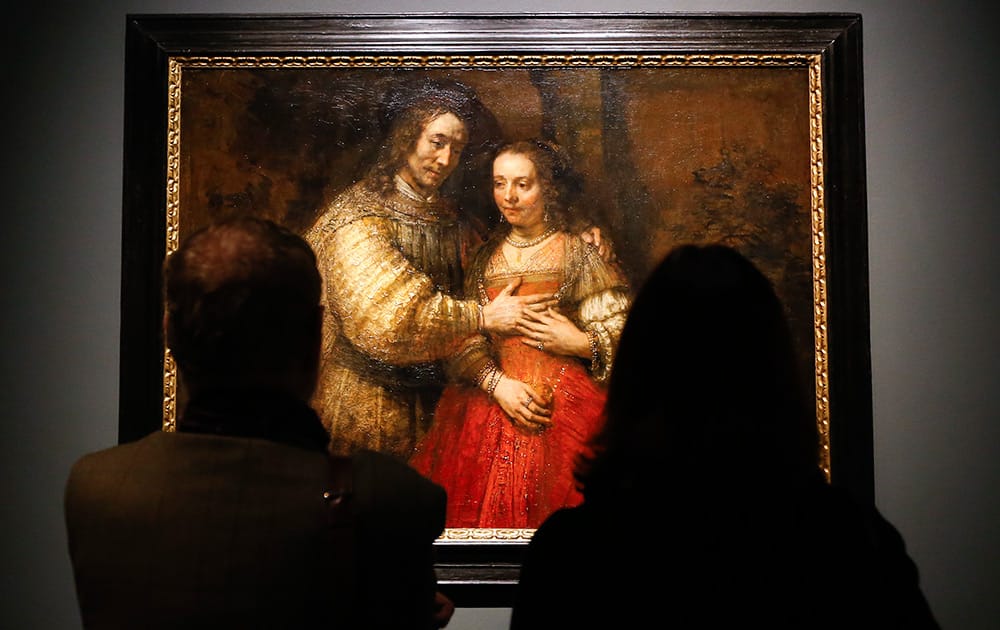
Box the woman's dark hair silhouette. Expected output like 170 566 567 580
578 243 820 503
510 243 940 630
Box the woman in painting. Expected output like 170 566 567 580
409 139 631 529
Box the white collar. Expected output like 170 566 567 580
394 174 439 203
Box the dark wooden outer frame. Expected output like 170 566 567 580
121 13 869 606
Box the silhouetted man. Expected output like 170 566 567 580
65 216 453 629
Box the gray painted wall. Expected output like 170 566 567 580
3 2 997 628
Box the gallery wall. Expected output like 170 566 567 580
3 1 997 628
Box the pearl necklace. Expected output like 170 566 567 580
505 226 556 248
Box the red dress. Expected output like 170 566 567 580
410 238 608 529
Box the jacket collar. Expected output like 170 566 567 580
177 389 329 452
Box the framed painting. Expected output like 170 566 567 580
120 13 870 605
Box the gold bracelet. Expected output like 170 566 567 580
474 362 493 387
486 369 504 398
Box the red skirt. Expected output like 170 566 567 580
411 336 606 529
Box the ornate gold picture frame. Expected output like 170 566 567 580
121 13 869 605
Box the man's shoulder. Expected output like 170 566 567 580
351 449 443 495
68 430 329 484
64 432 173 513
330 180 382 207
350 449 446 537
309 180 465 237
68 431 163 474
308 181 391 235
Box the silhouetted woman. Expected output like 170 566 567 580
510 244 939 629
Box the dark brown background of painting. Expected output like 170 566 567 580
180 64 815 403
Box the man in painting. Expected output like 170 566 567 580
64 217 454 629
304 78 562 460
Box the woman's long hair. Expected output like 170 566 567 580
575 244 820 504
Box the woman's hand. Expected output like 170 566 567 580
493 375 553 434
518 308 590 359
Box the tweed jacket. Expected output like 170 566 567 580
65 391 446 629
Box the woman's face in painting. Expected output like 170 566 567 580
493 151 546 232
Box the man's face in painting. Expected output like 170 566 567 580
397 112 468 197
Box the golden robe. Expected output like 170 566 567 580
304 180 482 459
